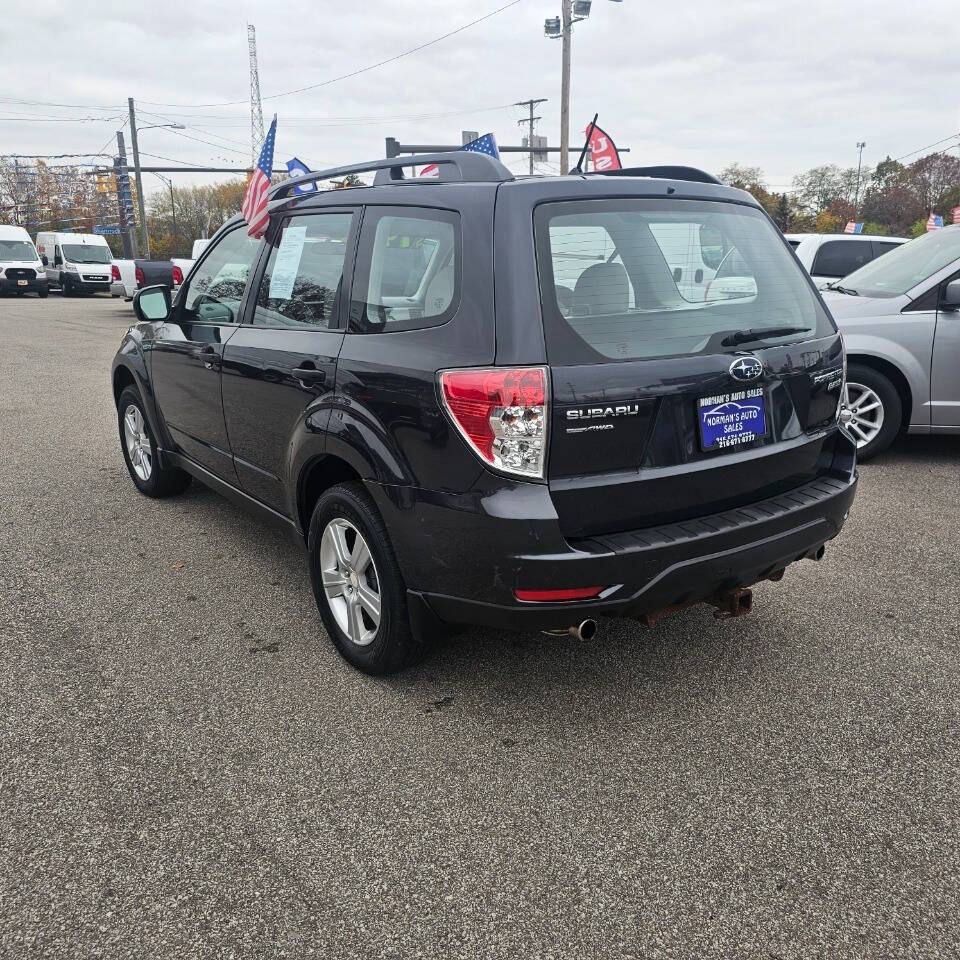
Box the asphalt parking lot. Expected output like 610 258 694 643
2 293 959 959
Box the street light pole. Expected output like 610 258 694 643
560 0 572 174
854 141 866 212
128 99 185 259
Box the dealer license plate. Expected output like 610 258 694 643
698 386 767 451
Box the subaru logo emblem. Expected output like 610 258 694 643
729 355 763 381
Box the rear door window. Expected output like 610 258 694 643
535 198 833 364
349 207 460 333
810 239 873 278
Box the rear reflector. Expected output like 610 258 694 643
515 586 604 602
439 366 548 479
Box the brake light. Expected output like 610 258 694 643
515 586 604 602
134 265 144 287
172 264 183 286
111 264 120 281
439 366 548 479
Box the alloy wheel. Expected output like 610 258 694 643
123 404 153 481
319 518 382 646
841 381 884 448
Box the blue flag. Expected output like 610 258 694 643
285 157 318 194
460 133 500 159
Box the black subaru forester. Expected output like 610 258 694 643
112 152 856 674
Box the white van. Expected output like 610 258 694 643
36 231 113 295
0 224 48 297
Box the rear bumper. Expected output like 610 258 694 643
370 435 858 633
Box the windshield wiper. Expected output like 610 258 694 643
826 283 858 295
721 325 811 347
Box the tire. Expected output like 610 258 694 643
117 385 192 498
37 287 48 298
308 482 427 675
843 363 902 461
60 275 71 296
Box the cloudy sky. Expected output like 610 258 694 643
2 0 958 200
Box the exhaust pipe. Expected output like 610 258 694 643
542 619 598 641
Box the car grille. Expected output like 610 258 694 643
5 268 36 281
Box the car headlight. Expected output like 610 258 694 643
65 264 78 273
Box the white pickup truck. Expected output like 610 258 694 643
170 238 210 286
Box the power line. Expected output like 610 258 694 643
136 0 525 108
894 133 960 162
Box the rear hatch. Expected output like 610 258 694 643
535 197 844 539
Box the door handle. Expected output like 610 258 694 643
198 345 221 370
293 366 326 386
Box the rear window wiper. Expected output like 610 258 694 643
721 325 811 347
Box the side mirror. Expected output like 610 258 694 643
41 255 48 266
942 279 960 310
133 284 171 323
54 255 62 267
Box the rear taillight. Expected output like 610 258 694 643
439 366 548 480
172 264 183 286
111 264 120 281
134 265 144 287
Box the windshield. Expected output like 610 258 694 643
836 227 960 298
536 199 833 363
62 244 111 264
0 240 38 262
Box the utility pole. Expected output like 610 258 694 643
854 141 866 212
516 98 548 175
115 131 138 259
128 98 151 258
560 0 572 174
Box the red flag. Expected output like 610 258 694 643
585 123 621 171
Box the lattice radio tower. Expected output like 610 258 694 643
247 24 265 166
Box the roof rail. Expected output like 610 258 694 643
270 152 514 199
593 165 721 185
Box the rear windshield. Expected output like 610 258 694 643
535 199 833 363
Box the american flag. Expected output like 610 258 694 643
953 205 960 225
242 115 277 238
420 133 500 178
844 221 863 234
926 211 944 232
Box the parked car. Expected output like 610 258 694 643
110 259 183 300
0 224 48 297
112 154 856 674
823 225 960 459
786 233 908 289
36 231 113 295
